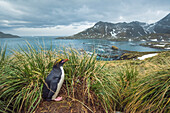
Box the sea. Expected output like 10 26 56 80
0 36 164 60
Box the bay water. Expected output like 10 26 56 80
0 36 163 60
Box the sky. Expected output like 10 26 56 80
0 0 170 36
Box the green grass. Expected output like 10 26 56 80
0 43 169 113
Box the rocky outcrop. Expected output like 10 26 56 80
111 46 118 50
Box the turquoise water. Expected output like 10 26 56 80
0 36 163 60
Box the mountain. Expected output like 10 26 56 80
0 31 20 38
154 13 170 34
72 21 148 41
59 13 170 41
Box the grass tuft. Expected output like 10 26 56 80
0 43 55 113
126 69 170 113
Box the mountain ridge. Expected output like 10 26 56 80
58 13 170 41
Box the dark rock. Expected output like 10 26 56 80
111 46 118 50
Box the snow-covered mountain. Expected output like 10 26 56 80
60 13 170 41
142 13 170 34
73 21 148 40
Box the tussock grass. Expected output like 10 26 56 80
124 52 170 112
0 43 169 113
0 43 106 113
92 64 139 112
0 43 55 113
97 51 170 112
126 69 170 112
0 45 13 113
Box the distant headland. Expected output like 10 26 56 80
0 31 20 38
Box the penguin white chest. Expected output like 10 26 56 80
52 66 64 100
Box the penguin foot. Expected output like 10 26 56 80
54 97 62 101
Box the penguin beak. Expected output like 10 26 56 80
63 59 69 63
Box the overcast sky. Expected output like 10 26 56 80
0 0 169 36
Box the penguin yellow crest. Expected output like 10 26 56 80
54 59 62 65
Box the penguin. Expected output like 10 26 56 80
42 59 68 101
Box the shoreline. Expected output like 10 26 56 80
112 50 163 60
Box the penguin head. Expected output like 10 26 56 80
53 59 69 67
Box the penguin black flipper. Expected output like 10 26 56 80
42 68 62 100
47 77 60 100
42 81 50 100
42 77 61 101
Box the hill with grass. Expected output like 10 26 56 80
0 31 20 38
0 43 169 113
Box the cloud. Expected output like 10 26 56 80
0 1 26 16
4 23 94 36
0 0 169 35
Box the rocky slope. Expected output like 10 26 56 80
154 13 170 34
59 13 170 41
0 31 20 38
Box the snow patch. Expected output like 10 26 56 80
110 29 117 37
105 25 108 34
143 29 148 34
137 53 158 60
138 32 142 36
97 48 105 52
94 25 99 29
154 44 165 47
150 39 157 41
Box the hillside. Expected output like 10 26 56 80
36 51 170 113
0 31 20 38
58 13 170 42
0 43 169 113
